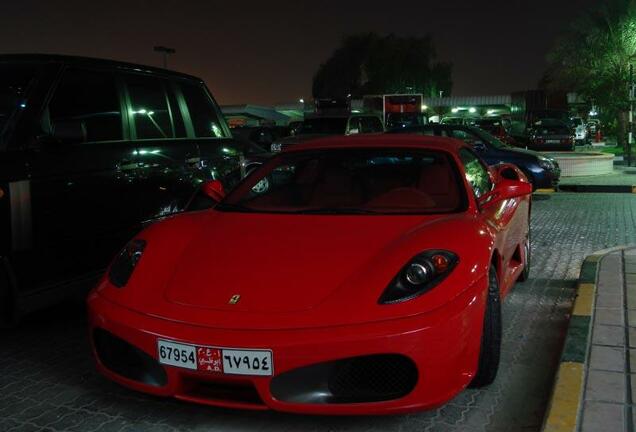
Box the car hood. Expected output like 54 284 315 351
99 210 492 329
162 212 435 313
496 146 541 160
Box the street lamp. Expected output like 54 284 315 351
153 46 176 68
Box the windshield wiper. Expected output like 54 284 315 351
295 207 380 215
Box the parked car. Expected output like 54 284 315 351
0 54 248 324
270 113 384 152
587 119 601 135
527 119 575 151
570 117 589 144
88 134 532 414
391 124 560 190
474 117 517 146
440 116 469 126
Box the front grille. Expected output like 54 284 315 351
328 355 418 402
93 328 167 387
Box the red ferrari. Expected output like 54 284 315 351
88 135 532 415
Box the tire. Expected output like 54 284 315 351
517 226 531 282
470 265 502 388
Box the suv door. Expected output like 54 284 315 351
122 72 201 222
176 80 242 191
16 66 140 299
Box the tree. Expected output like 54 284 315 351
546 0 636 150
312 33 452 99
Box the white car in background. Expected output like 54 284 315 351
570 117 588 144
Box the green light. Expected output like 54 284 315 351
469 107 476 113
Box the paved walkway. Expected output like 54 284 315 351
559 166 636 187
544 247 636 432
579 248 636 431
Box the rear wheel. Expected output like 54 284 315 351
470 265 501 388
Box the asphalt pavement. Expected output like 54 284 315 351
2 192 636 432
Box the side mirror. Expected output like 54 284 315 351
201 180 225 203
51 120 86 144
493 163 523 181
478 178 532 209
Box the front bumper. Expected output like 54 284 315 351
88 278 486 415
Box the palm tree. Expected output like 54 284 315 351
547 0 636 151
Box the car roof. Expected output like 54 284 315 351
282 134 468 153
0 53 202 82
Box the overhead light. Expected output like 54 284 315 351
451 108 459 113
469 107 476 114
299 98 304 104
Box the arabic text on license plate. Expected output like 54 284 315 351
157 339 273 376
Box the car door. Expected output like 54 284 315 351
16 66 140 295
122 72 202 222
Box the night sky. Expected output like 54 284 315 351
1 0 599 105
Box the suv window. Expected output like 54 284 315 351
179 81 226 138
125 74 185 139
48 68 122 142
459 149 492 198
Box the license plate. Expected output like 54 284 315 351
546 139 560 143
157 339 273 376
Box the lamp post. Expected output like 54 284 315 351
153 46 176 68
629 63 634 167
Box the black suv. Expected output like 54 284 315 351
0 54 248 323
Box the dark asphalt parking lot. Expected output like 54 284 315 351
1 192 636 432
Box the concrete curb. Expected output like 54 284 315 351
557 185 636 194
542 246 632 432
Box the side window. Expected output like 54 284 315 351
125 74 185 139
459 149 493 198
179 81 226 138
48 68 122 142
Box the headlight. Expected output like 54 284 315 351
271 142 282 152
537 156 554 171
379 250 458 304
108 239 146 288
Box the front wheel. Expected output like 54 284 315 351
469 265 502 388
517 227 531 282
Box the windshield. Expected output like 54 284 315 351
298 117 348 135
0 63 39 140
217 148 466 215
